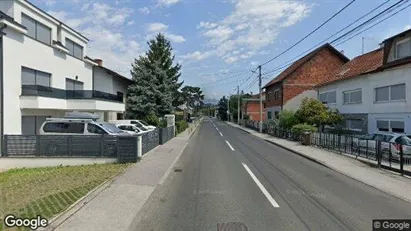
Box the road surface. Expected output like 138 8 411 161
128 118 411 231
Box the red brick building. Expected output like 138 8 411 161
263 43 349 120
242 93 266 121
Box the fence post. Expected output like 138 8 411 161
100 135 104 156
68 136 72 156
137 135 142 158
36 135 40 156
365 139 368 159
377 141 381 168
3 135 7 156
400 144 404 176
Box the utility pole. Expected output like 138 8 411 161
237 85 240 125
258 65 263 133
362 37 364 54
227 95 230 122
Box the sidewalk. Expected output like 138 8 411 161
44 121 201 231
226 122 411 204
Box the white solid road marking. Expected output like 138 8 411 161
242 163 280 208
225 140 235 151
219 132 223 137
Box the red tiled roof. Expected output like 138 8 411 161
263 43 348 88
316 48 383 87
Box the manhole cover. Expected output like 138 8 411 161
217 222 248 231
174 167 183 172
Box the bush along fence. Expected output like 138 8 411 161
245 121 411 177
2 125 176 163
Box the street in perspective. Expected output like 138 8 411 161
1 0 411 230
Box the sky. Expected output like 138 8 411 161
32 0 411 103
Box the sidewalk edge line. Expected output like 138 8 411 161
225 122 411 204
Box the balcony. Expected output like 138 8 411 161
20 85 125 112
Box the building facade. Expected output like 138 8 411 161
263 44 349 119
242 94 266 121
317 29 411 134
0 0 132 140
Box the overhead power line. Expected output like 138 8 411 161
199 71 250 86
334 2 411 46
260 0 356 66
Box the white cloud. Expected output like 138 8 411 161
405 25 411 30
197 21 218 29
250 61 259 66
180 50 215 61
147 22 169 32
127 21 135 26
139 7 150 15
199 0 311 63
165 33 186 43
45 0 56 6
156 0 182 7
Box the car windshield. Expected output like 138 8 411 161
139 120 149 126
399 136 411 145
99 122 125 133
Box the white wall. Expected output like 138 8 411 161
283 89 317 111
318 64 411 114
0 0 14 17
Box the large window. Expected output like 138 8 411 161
65 38 83 59
267 111 272 120
66 78 84 90
343 89 362 104
395 37 411 60
21 14 51 45
345 119 362 131
319 91 336 104
377 119 405 133
21 116 50 135
375 83 405 102
21 67 51 87
274 90 280 100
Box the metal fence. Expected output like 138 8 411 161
142 129 160 155
3 135 140 160
159 126 175 145
262 125 411 176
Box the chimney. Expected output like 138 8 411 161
95 59 103 66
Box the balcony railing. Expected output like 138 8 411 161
21 85 124 103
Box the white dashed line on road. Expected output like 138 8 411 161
242 163 280 208
219 132 223 137
225 140 235 151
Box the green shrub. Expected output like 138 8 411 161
176 120 188 134
159 119 168 128
175 114 184 122
291 123 318 135
144 111 159 127
278 110 299 129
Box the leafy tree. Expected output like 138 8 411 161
144 111 160 127
126 33 181 118
181 86 205 109
217 96 228 121
278 110 299 129
295 97 343 131
228 93 252 121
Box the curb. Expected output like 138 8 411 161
42 165 131 231
226 123 411 204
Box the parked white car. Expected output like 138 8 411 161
115 124 150 135
353 132 411 160
109 120 156 131
40 118 128 135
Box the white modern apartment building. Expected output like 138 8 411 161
0 0 132 143
317 29 411 134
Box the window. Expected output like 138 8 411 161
395 37 411 59
267 111 272 120
319 91 336 104
21 116 50 135
375 84 405 102
66 78 84 90
274 111 279 118
21 67 51 87
395 136 411 145
383 135 394 142
66 38 83 59
87 124 107 134
343 89 362 104
345 119 362 131
274 90 280 100
43 122 85 133
21 14 51 45
377 120 405 133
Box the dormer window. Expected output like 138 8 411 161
395 37 411 60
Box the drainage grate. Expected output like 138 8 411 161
217 222 248 231
173 167 183 172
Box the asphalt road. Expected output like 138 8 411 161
128 118 411 231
